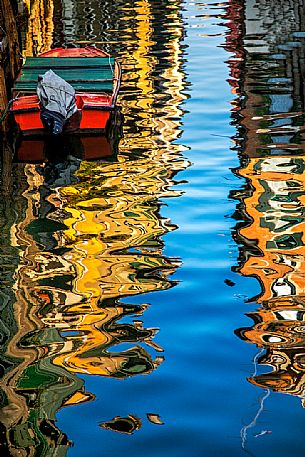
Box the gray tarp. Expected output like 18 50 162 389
37 69 77 120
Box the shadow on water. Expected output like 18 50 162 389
0 0 189 454
224 0 305 454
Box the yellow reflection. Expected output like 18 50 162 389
118 0 187 155
23 0 54 56
47 156 182 377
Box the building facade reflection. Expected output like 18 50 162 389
230 0 305 405
21 0 54 56
0 0 188 452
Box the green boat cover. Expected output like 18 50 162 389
14 57 115 93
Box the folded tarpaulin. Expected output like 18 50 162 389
37 69 78 120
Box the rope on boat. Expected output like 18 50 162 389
108 55 114 75
0 94 19 124
0 100 13 123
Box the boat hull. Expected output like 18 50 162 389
12 94 113 135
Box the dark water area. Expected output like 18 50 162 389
2 0 305 456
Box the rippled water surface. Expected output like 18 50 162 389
3 0 305 456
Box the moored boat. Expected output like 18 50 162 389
10 46 121 136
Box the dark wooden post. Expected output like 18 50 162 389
0 59 7 118
0 0 20 83
0 0 20 124
0 0 20 191
0 33 9 132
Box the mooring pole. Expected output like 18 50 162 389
0 0 20 126
0 0 20 82
0 62 7 123
0 0 20 193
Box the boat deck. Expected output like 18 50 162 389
14 57 115 93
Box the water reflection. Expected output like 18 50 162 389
100 415 142 435
21 0 54 56
0 137 183 452
230 0 305 408
0 161 79 455
0 0 188 453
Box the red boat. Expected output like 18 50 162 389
10 46 121 135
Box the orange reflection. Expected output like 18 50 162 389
231 0 305 405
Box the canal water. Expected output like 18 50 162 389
2 0 305 456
